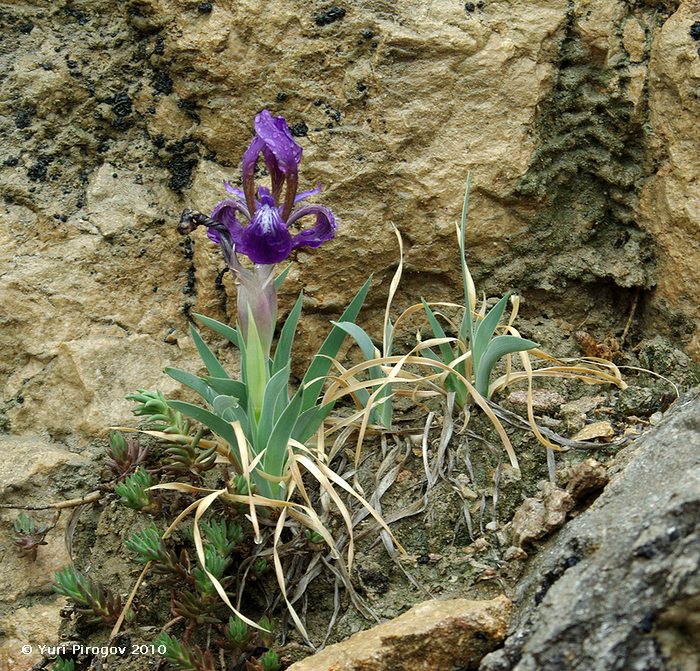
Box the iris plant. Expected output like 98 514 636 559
166 110 369 501
129 110 396 640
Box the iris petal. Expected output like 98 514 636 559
209 199 248 248
294 183 322 203
242 203 293 264
254 110 302 176
224 181 246 200
287 204 337 250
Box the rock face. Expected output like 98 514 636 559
0 438 93 670
287 595 511 671
1 0 699 449
479 390 700 671
638 0 700 356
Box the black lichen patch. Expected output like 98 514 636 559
358 567 390 595
62 6 90 26
27 155 53 181
163 138 199 192
690 21 700 41
110 91 133 118
177 98 200 123
290 121 308 137
315 6 346 27
14 108 34 129
167 154 197 192
151 69 173 95
198 2 213 13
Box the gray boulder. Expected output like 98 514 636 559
481 390 700 671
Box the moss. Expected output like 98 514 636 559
479 11 655 300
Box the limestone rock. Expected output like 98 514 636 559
0 435 92 499
505 390 566 414
564 458 609 501
6 335 191 441
1 0 699 455
0 602 67 671
287 595 511 671
638 0 700 357
480 389 700 671
0 437 90 671
510 483 575 548
571 420 614 442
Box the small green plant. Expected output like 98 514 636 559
256 650 281 671
114 467 156 512
252 558 270 576
155 632 215 671
304 528 325 546
193 545 230 596
162 429 217 480
126 389 190 435
420 176 538 406
12 513 54 561
104 431 149 479
125 524 170 563
225 615 249 646
201 519 243 555
53 658 75 671
53 567 122 625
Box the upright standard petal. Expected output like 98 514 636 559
254 110 302 176
241 136 265 215
287 204 337 250
242 203 293 265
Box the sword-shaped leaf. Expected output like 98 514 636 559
475 335 538 397
300 276 372 413
189 325 230 379
164 367 217 405
472 293 511 372
272 292 304 376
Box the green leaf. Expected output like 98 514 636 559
458 174 475 345
254 365 291 456
189 324 230 379
333 321 391 429
205 377 247 405
274 263 292 290
384 319 394 357
244 310 269 424
332 322 377 361
164 367 217 405
291 400 336 444
272 292 304 376
421 300 455 364
475 335 538 397
420 347 441 362
262 391 303 491
472 293 510 373
212 395 242 422
167 400 249 461
300 276 372 412
192 313 240 348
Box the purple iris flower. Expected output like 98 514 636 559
179 110 337 355
207 109 336 266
